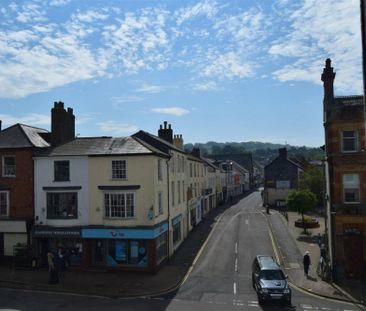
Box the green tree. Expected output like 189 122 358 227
286 189 317 234
299 165 324 207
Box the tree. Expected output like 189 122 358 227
299 165 325 207
286 189 317 234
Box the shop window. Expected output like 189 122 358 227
112 160 127 179
342 130 358 152
49 239 83 266
104 192 135 218
54 161 70 181
47 192 78 219
343 174 360 203
2 155 15 177
107 240 147 266
173 221 181 245
0 191 9 217
156 232 167 264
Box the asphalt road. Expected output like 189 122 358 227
0 191 363 311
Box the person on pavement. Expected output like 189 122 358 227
303 250 311 278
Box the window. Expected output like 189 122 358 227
47 192 77 219
343 174 360 203
173 221 181 245
190 163 193 177
2 156 15 177
276 180 290 189
156 232 167 264
54 161 70 181
171 181 175 206
342 130 358 152
182 181 185 202
178 181 181 203
112 160 126 179
158 159 162 181
108 240 147 266
104 192 135 218
0 191 9 217
158 192 163 215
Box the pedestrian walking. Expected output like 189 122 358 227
57 248 66 281
47 251 59 284
303 250 311 278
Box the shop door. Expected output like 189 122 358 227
93 240 105 265
343 233 364 278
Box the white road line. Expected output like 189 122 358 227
235 242 238 254
233 282 237 295
245 219 249 225
235 258 238 272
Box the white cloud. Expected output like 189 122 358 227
75 10 109 23
0 113 50 127
49 0 71 6
16 3 46 23
193 81 218 91
97 121 139 135
175 0 218 25
136 84 164 93
269 0 362 93
111 96 144 107
151 107 189 116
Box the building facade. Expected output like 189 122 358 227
322 58 366 279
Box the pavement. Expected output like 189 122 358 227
0 193 365 306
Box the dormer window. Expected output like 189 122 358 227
342 130 358 152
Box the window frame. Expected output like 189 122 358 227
157 159 163 181
111 160 127 180
46 191 78 219
343 174 360 204
54 160 70 182
104 192 135 219
0 191 9 217
341 130 358 153
2 155 16 177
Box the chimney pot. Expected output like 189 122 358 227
164 121 167 129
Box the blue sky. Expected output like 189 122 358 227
0 0 362 147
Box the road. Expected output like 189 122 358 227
0 191 363 311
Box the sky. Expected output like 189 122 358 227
0 0 362 147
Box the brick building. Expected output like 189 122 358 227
322 58 366 279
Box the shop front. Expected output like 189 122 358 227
33 226 83 267
81 221 168 272
0 220 28 261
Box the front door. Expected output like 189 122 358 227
343 231 364 278
92 240 105 265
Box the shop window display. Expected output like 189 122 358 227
107 239 147 267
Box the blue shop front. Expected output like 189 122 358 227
82 221 168 272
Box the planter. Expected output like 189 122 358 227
295 218 319 229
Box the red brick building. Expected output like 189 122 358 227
0 123 50 260
322 59 366 279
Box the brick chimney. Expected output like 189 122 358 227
191 147 201 158
279 147 287 158
321 58 336 122
173 134 184 150
51 101 75 146
158 121 173 144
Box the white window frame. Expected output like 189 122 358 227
342 130 358 153
0 191 9 217
104 192 135 219
112 160 127 180
2 155 16 177
343 174 360 204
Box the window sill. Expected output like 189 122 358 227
103 217 136 220
1 175 16 178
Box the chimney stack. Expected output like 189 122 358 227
158 121 173 143
279 147 287 158
191 147 201 158
173 134 184 150
321 58 336 122
51 101 75 146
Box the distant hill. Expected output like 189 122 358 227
184 141 324 168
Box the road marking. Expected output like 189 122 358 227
233 282 237 295
235 258 238 272
235 242 238 254
245 219 249 225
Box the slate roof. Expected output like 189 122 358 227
132 130 185 154
36 136 168 157
207 153 254 173
0 124 50 148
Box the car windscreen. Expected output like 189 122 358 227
259 269 285 280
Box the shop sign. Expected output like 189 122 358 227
33 227 81 238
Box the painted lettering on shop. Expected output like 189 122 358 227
110 231 125 237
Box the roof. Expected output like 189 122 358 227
35 136 168 157
0 124 50 148
132 130 185 154
207 153 253 172
334 95 363 106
